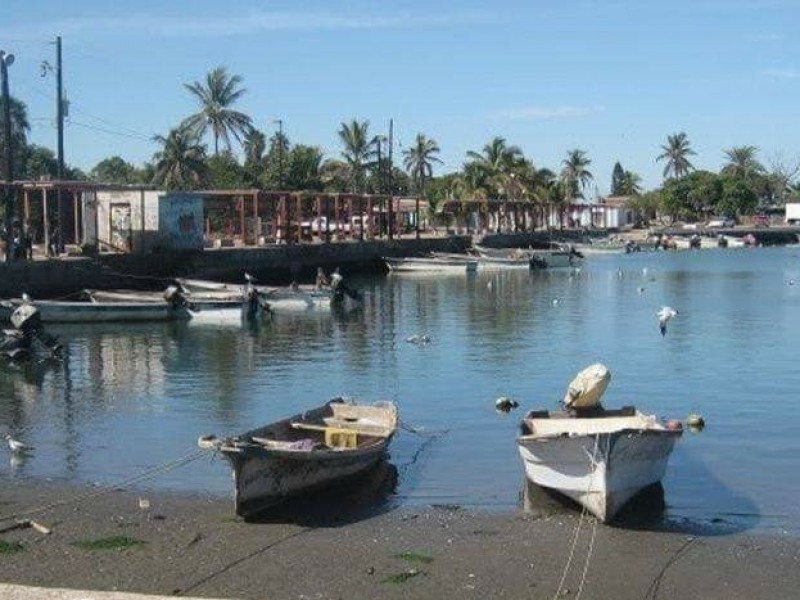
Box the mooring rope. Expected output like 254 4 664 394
552 433 601 600
0 447 206 524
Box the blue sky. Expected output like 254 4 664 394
2 0 799 194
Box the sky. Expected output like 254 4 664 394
2 0 799 195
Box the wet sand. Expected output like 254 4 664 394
1 479 798 600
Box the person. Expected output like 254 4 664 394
48 220 61 257
330 267 343 290
315 267 331 290
22 220 33 261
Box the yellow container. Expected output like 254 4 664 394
325 428 358 448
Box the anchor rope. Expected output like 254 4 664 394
552 433 601 600
0 447 206 524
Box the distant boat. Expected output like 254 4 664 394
384 256 478 273
200 399 398 518
474 243 582 269
516 364 682 522
431 251 534 270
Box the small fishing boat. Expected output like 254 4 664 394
200 398 398 518
431 251 534 270
516 364 682 522
475 243 582 269
0 294 186 323
384 256 478 273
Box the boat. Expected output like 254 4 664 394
200 398 398 518
431 251 534 270
176 277 361 311
384 256 478 273
516 364 682 522
475 243 583 269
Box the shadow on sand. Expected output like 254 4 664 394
244 459 399 527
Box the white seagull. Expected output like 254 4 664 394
657 306 678 336
6 434 34 454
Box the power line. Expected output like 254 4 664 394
68 119 153 142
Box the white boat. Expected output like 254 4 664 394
516 364 682 522
475 244 583 269
718 235 746 248
0 298 184 323
431 251 533 270
201 399 397 518
384 256 478 273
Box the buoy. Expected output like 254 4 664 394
686 414 705 429
495 397 519 412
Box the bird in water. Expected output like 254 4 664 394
6 434 34 454
406 334 430 345
495 397 519 413
657 306 678 336
552 298 560 306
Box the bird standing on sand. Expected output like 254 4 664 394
6 434 34 453
657 306 678 336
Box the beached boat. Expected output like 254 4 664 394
384 256 478 273
516 364 682 522
200 399 398 518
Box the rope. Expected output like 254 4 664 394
552 433 601 600
0 447 206 524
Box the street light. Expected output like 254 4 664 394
1 49 16 257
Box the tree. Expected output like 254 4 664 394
719 176 758 216
90 156 137 184
464 137 524 198
338 120 374 193
657 132 695 180
0 95 30 180
320 159 350 193
403 133 442 198
560 148 593 202
610 161 625 195
722 145 764 180
660 170 721 221
286 145 324 191
22 145 58 180
242 128 266 186
206 151 246 189
618 170 643 196
151 128 208 191
182 67 253 155
260 130 291 189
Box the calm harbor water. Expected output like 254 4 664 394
2 246 800 535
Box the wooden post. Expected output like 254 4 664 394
239 195 246 245
366 196 374 239
139 188 145 253
315 195 322 242
415 197 420 239
23 189 29 223
73 189 80 245
253 191 259 245
296 194 302 244
324 196 331 243
42 188 50 256
333 194 341 240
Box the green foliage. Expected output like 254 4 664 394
286 145 324 191
151 128 208 191
182 66 253 155
0 95 30 180
90 156 138 184
394 551 433 564
561 149 593 201
657 132 696 180
22 145 58 180
611 161 625 195
403 133 443 197
72 536 145 551
0 539 24 554
719 175 758 216
660 170 721 220
206 151 247 189
338 120 374 193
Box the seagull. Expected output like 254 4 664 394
657 306 678 336
244 273 256 283
6 434 34 454
638 287 646 294
642 267 649 277
552 298 560 306
406 334 430 345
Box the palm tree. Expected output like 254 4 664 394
338 120 374 193
464 137 524 198
657 132 696 180
182 67 253 155
560 148 593 202
722 145 764 180
619 170 643 196
242 128 265 186
403 134 443 197
151 128 208 190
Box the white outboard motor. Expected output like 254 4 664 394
563 363 611 410
2 302 62 361
10 303 41 332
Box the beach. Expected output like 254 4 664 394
1 480 798 600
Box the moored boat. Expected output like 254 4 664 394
200 398 398 518
516 364 682 522
384 256 478 273
475 243 582 269
431 251 533 270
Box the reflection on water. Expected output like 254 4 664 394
2 247 800 534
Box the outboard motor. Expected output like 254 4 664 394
243 284 272 321
330 270 362 304
1 302 62 361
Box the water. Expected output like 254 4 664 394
2 246 800 535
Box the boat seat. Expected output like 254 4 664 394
290 422 359 448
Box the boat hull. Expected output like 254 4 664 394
517 429 679 522
384 257 478 273
17 300 180 323
230 445 388 517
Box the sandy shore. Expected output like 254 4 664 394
1 479 798 600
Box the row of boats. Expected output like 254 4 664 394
201 364 682 524
384 243 584 273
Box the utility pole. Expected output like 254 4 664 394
1 49 15 258
387 119 394 240
55 36 64 253
274 119 284 190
